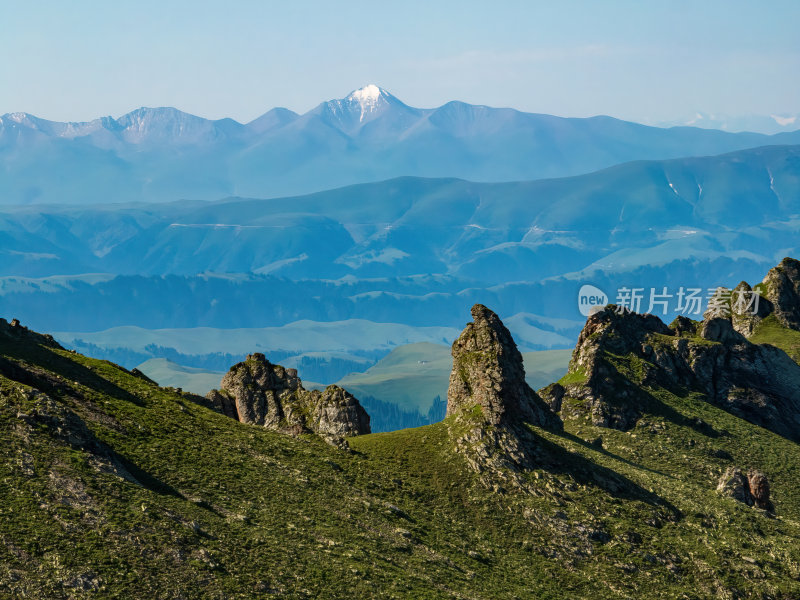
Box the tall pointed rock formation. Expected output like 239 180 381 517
447 304 560 429
446 304 561 487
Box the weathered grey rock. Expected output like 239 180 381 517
703 287 732 321
701 317 745 344
717 467 754 506
446 304 561 485
211 353 302 429
207 353 370 447
748 470 772 510
702 282 772 338
305 385 371 442
561 305 800 440
761 257 800 330
538 383 565 413
693 267 789 340
730 281 772 336
206 389 238 420
447 304 560 430
717 467 773 511
561 307 671 430
671 315 699 337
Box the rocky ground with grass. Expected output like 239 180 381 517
2 260 800 598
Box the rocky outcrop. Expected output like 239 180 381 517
717 467 773 511
729 281 772 336
761 257 800 330
446 304 561 485
560 305 800 440
704 274 784 338
747 470 772 510
561 308 672 430
304 385 371 441
0 317 62 349
539 383 565 413
701 316 745 344
207 353 370 447
447 304 560 430
675 259 800 340
700 257 800 336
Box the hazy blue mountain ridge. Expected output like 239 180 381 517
2 85 799 205
1 144 798 338
0 145 797 282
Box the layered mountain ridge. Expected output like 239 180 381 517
2 143 798 380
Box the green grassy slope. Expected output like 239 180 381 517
749 314 800 362
2 333 800 598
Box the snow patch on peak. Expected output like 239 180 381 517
350 84 382 103
347 84 386 122
7 112 30 124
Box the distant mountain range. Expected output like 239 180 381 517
657 112 800 135
3 88 799 397
1 143 797 282
2 84 799 205
1 144 798 353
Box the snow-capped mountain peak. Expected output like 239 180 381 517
346 84 388 122
308 85 418 134
349 84 382 103
7 112 30 124
0 112 115 138
112 107 246 144
317 84 393 123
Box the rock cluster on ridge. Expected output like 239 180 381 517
703 257 800 336
727 281 772 337
556 263 800 440
445 304 561 484
207 353 370 447
760 257 800 330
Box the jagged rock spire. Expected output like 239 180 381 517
446 304 559 429
445 304 561 488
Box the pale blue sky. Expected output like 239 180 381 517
1 0 798 123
